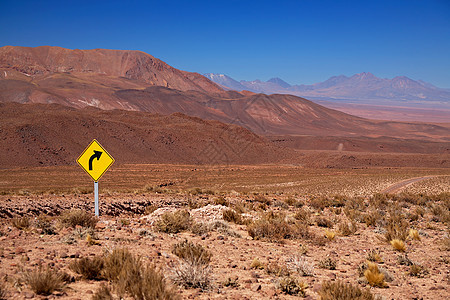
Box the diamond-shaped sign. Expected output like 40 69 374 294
77 139 114 181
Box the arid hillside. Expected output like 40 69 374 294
1 46 449 141
0 102 297 169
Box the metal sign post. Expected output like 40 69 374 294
94 181 99 216
77 139 114 217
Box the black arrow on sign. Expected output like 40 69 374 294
89 150 103 170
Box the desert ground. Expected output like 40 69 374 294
0 164 448 299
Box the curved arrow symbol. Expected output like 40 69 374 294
89 150 103 170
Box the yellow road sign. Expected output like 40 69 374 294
77 139 114 181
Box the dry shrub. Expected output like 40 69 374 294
338 220 357 236
103 248 178 299
170 240 212 290
318 256 337 270
222 209 242 224
222 276 239 288
250 258 264 270
214 196 229 206
278 276 308 296
124 264 178 300
0 282 6 300
24 266 65 295
397 254 413 266
286 255 315 276
103 248 134 282
384 207 409 242
408 229 420 241
266 261 290 277
11 216 30 230
70 257 104 280
409 264 428 277
324 229 336 241
254 194 271 205
92 283 113 300
35 215 56 235
390 239 405 252
155 210 191 233
316 216 334 228
366 249 383 263
60 209 97 228
319 280 374 300
172 240 211 265
247 212 292 242
363 262 386 288
293 207 311 224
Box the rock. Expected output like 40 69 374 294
23 292 34 299
252 284 261 292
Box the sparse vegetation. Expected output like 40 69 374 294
318 256 337 270
170 240 212 290
24 266 65 295
366 249 383 263
363 262 387 288
172 240 211 265
250 258 264 270
69 256 105 280
318 280 374 300
92 283 114 300
222 209 242 224
390 239 406 252
155 210 191 233
60 209 98 228
11 216 30 230
278 276 308 296
286 255 315 276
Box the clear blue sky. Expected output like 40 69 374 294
1 0 449 87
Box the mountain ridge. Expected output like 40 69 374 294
206 72 450 105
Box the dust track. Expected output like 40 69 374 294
382 176 435 194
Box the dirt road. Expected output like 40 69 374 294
382 176 435 194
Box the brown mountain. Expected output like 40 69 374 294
0 46 449 143
0 102 296 169
0 45 223 94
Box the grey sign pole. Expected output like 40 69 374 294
94 181 99 216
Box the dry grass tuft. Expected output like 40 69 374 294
60 209 97 228
24 266 65 295
69 256 104 280
384 207 409 242
250 258 264 270
0 282 7 300
318 256 337 270
170 260 211 290
338 220 357 236
11 216 30 230
35 215 56 235
170 240 212 290
278 276 308 296
286 255 315 276
408 229 420 241
409 264 428 277
172 240 211 265
318 280 374 300
366 249 383 263
390 239 406 252
324 229 336 241
92 283 113 300
155 210 191 233
364 262 386 288
222 209 242 224
103 248 179 299
316 216 334 228
266 261 290 277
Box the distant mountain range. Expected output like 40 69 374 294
204 72 450 107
